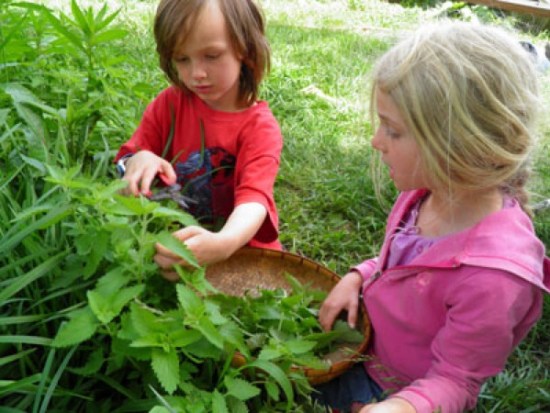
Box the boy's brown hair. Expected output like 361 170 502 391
154 0 271 107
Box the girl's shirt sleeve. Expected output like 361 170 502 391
390 268 543 413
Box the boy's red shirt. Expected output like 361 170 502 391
116 87 283 249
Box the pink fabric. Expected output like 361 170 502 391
116 87 283 247
354 189 550 413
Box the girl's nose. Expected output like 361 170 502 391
371 127 384 152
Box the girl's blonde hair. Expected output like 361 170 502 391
372 21 540 212
154 0 270 107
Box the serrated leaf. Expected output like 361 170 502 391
108 193 158 215
332 320 364 343
129 303 162 336
224 376 261 401
218 321 249 358
157 231 199 268
88 284 143 324
151 348 179 394
52 307 99 347
176 284 203 317
152 206 198 226
226 398 248 413
258 347 283 361
211 390 228 413
285 339 316 355
69 348 104 376
244 359 293 410
96 267 131 295
264 380 280 401
193 315 225 350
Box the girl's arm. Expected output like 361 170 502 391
154 202 267 280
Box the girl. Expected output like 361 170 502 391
115 0 282 277
318 21 550 413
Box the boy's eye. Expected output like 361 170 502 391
174 56 189 63
205 53 220 60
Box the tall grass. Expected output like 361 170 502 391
1 0 549 411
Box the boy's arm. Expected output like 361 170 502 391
154 202 266 279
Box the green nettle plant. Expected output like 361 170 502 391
4 166 348 412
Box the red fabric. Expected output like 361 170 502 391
116 87 283 246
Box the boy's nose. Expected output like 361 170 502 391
191 63 207 79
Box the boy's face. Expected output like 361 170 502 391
371 88 428 192
173 2 243 112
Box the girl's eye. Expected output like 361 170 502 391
384 126 400 139
175 56 189 63
205 54 220 60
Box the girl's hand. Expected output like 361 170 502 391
318 271 363 331
360 398 416 413
121 150 177 196
154 226 232 281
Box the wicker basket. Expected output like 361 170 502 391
205 247 371 385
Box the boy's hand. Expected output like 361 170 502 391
121 150 177 196
154 226 232 281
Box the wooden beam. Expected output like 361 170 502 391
466 0 550 17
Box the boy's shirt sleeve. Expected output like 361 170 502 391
234 105 283 244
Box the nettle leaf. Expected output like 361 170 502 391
193 315 225 350
52 307 99 347
151 348 179 395
112 336 151 361
291 354 328 369
176 284 204 318
96 267 131 295
88 284 144 324
157 231 199 268
211 390 228 413
69 348 104 376
129 302 162 336
185 337 222 359
244 359 294 410
170 328 203 348
131 328 202 352
285 339 317 355
177 266 218 295
258 347 283 361
204 300 227 325
115 193 160 215
332 319 364 343
226 398 248 413
82 230 110 278
224 376 261 401
264 380 280 402
219 321 249 358
152 206 198 227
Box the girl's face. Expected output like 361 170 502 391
371 88 429 191
173 2 243 112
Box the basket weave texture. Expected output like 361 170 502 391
205 247 371 385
